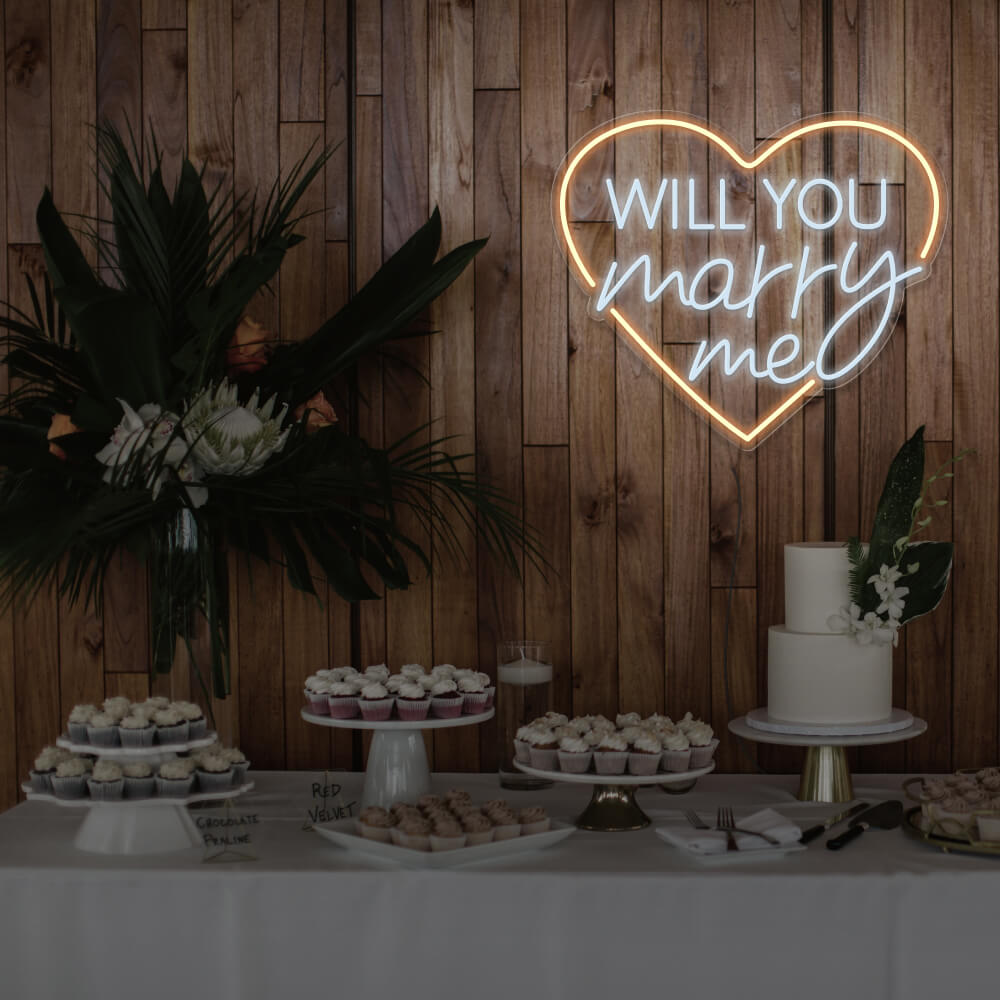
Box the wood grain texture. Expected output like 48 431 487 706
188 0 234 194
142 0 186 30
280 0 325 121
354 0 381 94
325 0 350 240
141 29 186 193
754 0 802 137
474 0 518 88
97 0 142 138
711 587 757 772
859 0 904 182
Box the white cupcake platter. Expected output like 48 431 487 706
301 707 495 810
514 760 716 832
22 781 254 856
56 731 218 762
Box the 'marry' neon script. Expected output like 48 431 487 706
595 175 921 386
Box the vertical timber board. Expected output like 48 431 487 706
566 0 613 222
105 671 149 704
474 88 522 769
429 0 477 771
5 0 51 243
280 121 332 770
521 0 567 445
0 11 8 810
524 447 572 716
355 0 381 95
280 0 325 122
858 0 904 182
474 0 518 89
141 29 187 192
712 587 757 772
142 0 186 30
904 0 952 441
952 0 999 769
614 0 664 714
569 223 617 717
325 0 350 240
187 0 233 198
707 0 757 589
754 0 802 136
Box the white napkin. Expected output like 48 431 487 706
658 808 802 855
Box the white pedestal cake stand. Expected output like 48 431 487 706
301 708 494 809
729 713 928 803
23 782 254 855
514 760 716 831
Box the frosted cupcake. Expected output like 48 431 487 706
527 727 559 770
431 663 457 680
174 701 207 740
458 675 489 715
557 735 593 773
429 818 467 851
50 757 89 799
660 728 691 772
119 712 156 748
358 806 396 842
304 675 332 715
363 663 391 683
122 761 155 798
156 759 196 797
396 681 431 722
518 806 550 835
430 678 463 719
489 808 521 841
87 760 124 801
141 696 171 714
462 812 495 846
593 732 629 775
385 674 407 694
628 733 663 776
358 681 394 721
513 725 534 763
473 671 495 709
102 697 132 722
400 662 426 679
67 704 98 743
86 712 120 748
196 753 235 793
153 707 189 745
327 680 360 719
686 721 718 767
30 747 68 792
221 747 250 784
393 815 432 850
616 712 641 728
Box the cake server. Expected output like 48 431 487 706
799 801 870 844
826 800 903 850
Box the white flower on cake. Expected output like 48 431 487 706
827 601 900 647
868 563 903 599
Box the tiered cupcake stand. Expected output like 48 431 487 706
301 708 494 809
514 760 715 831
729 710 927 803
23 733 254 855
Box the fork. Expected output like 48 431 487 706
715 805 781 846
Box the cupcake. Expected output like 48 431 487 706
513 725 534 763
50 757 89 799
628 733 663 775
445 787 472 806
358 681 394 721
358 806 396 842
86 712 120 748
30 747 68 792
140 697 171 714
327 666 356 683
542 712 569 727
417 673 438 693
393 815 432 850
458 675 489 715
462 812 495 846
221 747 250 785
686 721 718 768
489 808 521 841
527 727 559 770
593 732 629 775
102 697 132 722
152 707 189 744
174 701 207 740
385 674 407 694
616 712 642 728
399 663 426 679
660 728 692 772
430 663 457 680
87 760 124 801
155 759 196 798
67 704 98 743
557 735 593 773
119 712 156 748
396 681 431 721
518 806 550 835
363 663 391 683
304 675 332 715
430 678 463 719
416 794 443 810
327 680 361 719
429 818 467 851
196 753 235 793
122 761 155 798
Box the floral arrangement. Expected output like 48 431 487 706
0 125 529 698
827 426 970 646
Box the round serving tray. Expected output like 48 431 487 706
902 806 1000 858
300 708 493 731
22 780 254 809
55 732 218 758
745 707 914 737
512 760 715 786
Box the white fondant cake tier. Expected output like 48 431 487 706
784 542 852 634
767 626 893 725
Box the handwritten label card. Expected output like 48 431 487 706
305 775 357 828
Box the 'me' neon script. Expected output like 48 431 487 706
595 175 920 386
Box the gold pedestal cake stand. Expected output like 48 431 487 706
728 713 927 802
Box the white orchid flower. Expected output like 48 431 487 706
877 585 909 620
867 563 903 600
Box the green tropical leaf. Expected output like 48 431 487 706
897 540 954 624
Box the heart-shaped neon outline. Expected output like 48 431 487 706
556 117 944 446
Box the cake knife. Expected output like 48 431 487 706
826 800 903 849
799 801 870 844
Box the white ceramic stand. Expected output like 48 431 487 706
300 708 494 809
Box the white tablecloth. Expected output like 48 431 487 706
1 771 998 1000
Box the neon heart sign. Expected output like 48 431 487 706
553 115 946 447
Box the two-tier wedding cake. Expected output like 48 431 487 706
766 542 892 725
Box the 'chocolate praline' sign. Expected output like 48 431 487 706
553 115 946 448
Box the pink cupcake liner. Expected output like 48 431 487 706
431 696 464 719
461 691 489 715
593 751 629 775
327 695 360 719
528 746 558 770
304 691 331 716
484 686 496 709
661 748 692 773
689 738 719 769
396 698 431 721
557 749 593 773
627 752 661 776
359 697 395 721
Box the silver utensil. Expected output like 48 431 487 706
683 809 710 830
716 806 738 851
715 805 781 846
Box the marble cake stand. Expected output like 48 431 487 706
729 714 928 803
301 708 494 809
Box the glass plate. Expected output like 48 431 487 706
902 806 1000 857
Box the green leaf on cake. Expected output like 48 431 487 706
897 540 954 624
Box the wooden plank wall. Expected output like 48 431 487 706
0 0 997 810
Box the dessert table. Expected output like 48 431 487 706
0 771 997 1000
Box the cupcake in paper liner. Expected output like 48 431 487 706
659 729 692 772
196 753 235 794
429 818 467 851
593 732 629 775
358 682 394 721
518 806 550 835
358 806 396 842
30 747 69 793
527 726 559 770
153 708 189 745
429 678 464 719
628 733 663 776
473 672 495 710
123 761 155 799
513 725 534 764
87 761 124 801
304 676 333 715
686 721 717 768
174 701 208 740
327 681 360 719
155 759 196 798
489 809 522 841
395 681 431 721
101 697 131 723
457 675 488 715
556 735 593 774
67 704 98 743
86 712 120 748
119 713 156 748
394 815 432 850
220 748 250 785
50 757 89 799
461 812 495 846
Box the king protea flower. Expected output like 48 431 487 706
184 379 290 476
